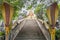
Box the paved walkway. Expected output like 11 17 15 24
14 19 46 40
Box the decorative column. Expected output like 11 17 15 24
47 2 59 40
2 2 14 40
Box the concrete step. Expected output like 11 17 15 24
14 19 46 40
14 29 46 40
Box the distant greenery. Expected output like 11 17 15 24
19 13 27 18
34 4 47 20
27 5 32 10
0 0 60 20
0 5 3 20
34 4 43 14
0 11 3 20
0 32 5 36
56 29 60 39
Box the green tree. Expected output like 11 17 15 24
34 4 43 19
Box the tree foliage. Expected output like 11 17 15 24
34 4 44 19
34 4 43 14
0 0 60 20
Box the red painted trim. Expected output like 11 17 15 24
50 3 57 28
4 3 10 27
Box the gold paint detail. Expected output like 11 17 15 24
50 28 56 40
2 4 6 24
47 7 52 24
5 27 10 35
5 27 10 40
55 6 59 24
10 6 14 23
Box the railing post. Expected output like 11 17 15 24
47 2 59 40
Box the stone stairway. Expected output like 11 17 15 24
14 19 46 40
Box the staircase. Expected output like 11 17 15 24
14 19 46 40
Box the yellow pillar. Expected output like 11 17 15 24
2 2 14 40
46 2 59 40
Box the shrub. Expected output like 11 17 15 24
0 32 5 36
56 29 60 38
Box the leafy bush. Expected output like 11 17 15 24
0 32 5 36
56 29 60 38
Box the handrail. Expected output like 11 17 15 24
9 19 26 40
12 19 24 29
38 19 49 30
35 19 51 40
